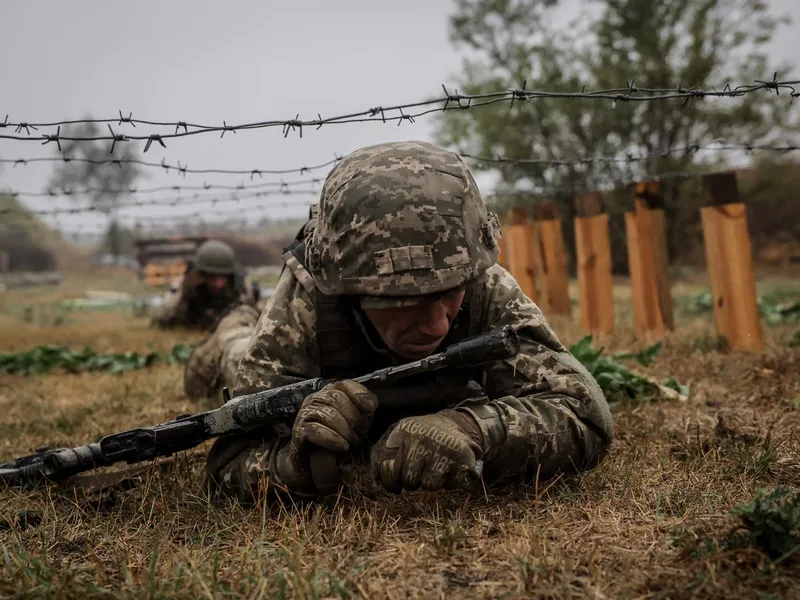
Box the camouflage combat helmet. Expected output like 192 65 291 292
306 140 502 307
194 240 236 275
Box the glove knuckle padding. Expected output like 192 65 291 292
326 389 364 426
371 411 483 493
293 404 353 452
330 379 379 413
293 383 375 453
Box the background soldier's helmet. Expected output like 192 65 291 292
194 240 236 275
307 140 502 307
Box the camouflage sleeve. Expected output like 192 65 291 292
457 264 613 485
233 267 320 395
204 267 321 504
183 304 261 401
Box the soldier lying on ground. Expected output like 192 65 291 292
150 239 258 331
184 140 613 505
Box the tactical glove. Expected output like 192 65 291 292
370 409 485 493
284 379 378 493
206 380 378 501
293 379 379 455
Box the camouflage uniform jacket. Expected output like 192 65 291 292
209 255 613 499
152 266 256 331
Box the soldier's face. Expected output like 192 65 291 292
204 274 229 295
363 290 466 359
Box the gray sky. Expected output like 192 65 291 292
1 0 798 240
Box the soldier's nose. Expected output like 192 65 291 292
415 300 451 339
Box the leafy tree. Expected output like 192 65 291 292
436 0 799 268
47 118 145 258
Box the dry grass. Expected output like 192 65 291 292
1 274 799 599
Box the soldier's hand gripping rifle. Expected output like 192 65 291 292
0 325 520 489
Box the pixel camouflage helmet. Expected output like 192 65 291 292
306 140 502 308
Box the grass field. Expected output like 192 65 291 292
1 270 799 599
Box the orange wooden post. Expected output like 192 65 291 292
532 202 571 316
624 181 674 336
700 173 764 351
574 192 615 335
504 207 538 302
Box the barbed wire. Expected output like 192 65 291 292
480 169 711 201
44 203 314 236
2 139 798 203
2 159 788 219
0 189 318 217
2 139 798 186
1 176 324 199
125 202 313 224
16 162 765 238
28 208 310 235
0 165 735 221
461 141 800 167
18 205 313 239
1 76 797 150
0 155 343 178
55 221 295 241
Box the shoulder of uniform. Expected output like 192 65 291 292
480 263 514 290
280 248 317 297
247 264 319 345
479 263 538 309
272 264 318 308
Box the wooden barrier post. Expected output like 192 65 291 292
532 202 571 316
574 193 615 334
504 207 538 302
700 172 764 351
624 181 674 336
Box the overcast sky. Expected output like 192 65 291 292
1 0 798 239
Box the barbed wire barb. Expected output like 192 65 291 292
107 125 127 154
118 111 135 127
282 115 302 138
41 125 62 151
143 134 166 153
508 80 528 111
220 121 237 138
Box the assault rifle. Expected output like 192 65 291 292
0 325 520 490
